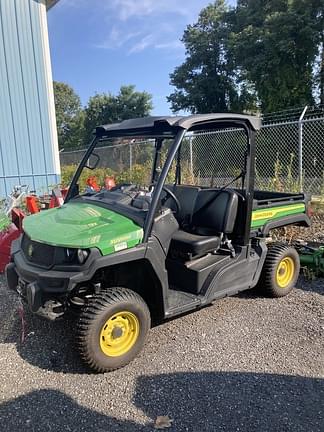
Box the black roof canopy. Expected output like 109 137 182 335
95 114 261 138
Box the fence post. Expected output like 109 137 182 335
189 136 193 175
298 106 308 192
129 144 132 177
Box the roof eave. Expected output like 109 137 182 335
46 0 60 10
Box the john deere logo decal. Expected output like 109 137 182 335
28 244 34 257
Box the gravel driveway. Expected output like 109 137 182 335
0 274 323 431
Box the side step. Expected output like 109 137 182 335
166 253 230 295
165 289 201 318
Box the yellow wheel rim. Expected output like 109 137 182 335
276 257 295 288
99 311 139 357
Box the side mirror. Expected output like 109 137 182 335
85 153 100 170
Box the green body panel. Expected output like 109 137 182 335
251 203 306 229
22 200 306 257
23 202 144 256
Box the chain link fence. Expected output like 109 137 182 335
60 112 324 196
179 129 246 188
60 139 155 172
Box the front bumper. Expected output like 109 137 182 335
6 237 102 320
6 262 66 320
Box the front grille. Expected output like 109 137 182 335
21 234 55 268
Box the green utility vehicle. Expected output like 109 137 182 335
6 114 310 372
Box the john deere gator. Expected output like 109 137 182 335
6 114 310 372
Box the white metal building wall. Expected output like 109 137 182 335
0 0 60 197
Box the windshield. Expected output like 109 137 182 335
70 137 157 193
65 125 247 194
63 135 177 217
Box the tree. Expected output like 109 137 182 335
168 0 257 114
169 0 323 114
53 81 85 150
314 6 324 105
83 85 153 141
232 0 322 112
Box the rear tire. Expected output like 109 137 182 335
259 243 300 298
76 287 150 372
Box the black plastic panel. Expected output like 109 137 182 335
166 253 230 295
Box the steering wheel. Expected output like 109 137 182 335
161 186 181 218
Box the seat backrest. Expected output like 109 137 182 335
191 189 238 235
164 184 200 223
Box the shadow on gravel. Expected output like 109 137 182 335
2 309 88 373
0 371 323 431
298 276 324 296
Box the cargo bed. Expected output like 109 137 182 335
251 190 309 235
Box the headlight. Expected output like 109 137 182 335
64 248 89 265
77 249 89 264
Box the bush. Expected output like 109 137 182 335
60 163 152 191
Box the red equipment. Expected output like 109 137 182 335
105 176 116 190
86 176 100 192
0 209 24 273
26 195 40 214
49 187 64 208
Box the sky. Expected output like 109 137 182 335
47 0 235 115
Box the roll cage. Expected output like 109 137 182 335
65 114 261 247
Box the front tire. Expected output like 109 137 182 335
259 243 300 297
76 287 150 372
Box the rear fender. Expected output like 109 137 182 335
262 214 310 236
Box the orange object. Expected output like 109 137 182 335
49 188 64 208
86 176 100 192
105 176 116 190
26 196 40 214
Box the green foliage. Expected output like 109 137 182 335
0 211 11 231
53 81 85 150
116 162 153 186
232 0 322 112
61 158 197 193
286 154 301 193
168 0 257 113
320 171 324 196
61 165 114 191
169 0 323 114
83 85 153 142
60 163 153 192
54 83 153 150
259 153 302 193
315 8 324 105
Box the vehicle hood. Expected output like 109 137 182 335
23 202 144 255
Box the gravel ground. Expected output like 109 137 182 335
0 274 323 432
272 213 324 244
